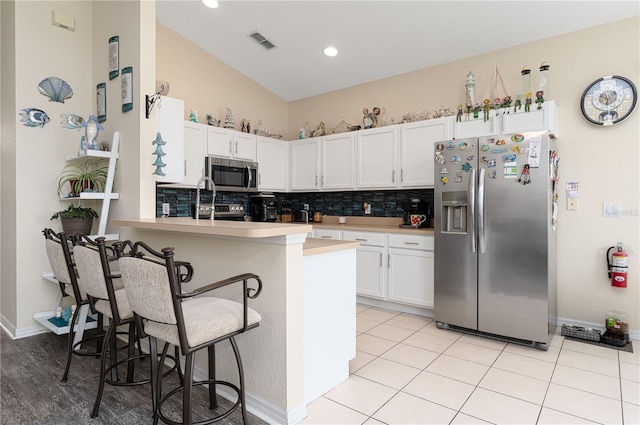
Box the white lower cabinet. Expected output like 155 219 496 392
388 234 434 308
339 231 434 308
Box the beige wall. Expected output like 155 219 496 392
156 23 289 137
0 0 153 334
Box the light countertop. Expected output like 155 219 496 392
309 216 434 236
113 217 313 238
303 238 360 256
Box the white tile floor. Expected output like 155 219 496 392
301 305 640 425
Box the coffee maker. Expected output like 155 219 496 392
250 193 278 222
400 198 432 228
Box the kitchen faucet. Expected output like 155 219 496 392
195 176 216 221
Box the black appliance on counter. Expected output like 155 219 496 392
191 203 245 220
250 194 278 222
400 198 432 228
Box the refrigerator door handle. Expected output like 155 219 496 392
478 168 486 254
469 168 476 253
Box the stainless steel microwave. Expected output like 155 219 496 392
204 156 258 192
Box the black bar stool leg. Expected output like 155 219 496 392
208 345 217 410
91 321 116 418
230 337 247 424
126 323 136 383
61 306 80 382
149 336 159 425
183 353 195 425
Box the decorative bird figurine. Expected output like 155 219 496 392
82 115 104 150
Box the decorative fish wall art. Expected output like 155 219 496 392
19 108 50 127
60 113 85 130
38 76 73 103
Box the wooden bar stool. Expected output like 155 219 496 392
116 240 262 425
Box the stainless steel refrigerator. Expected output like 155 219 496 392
434 130 559 350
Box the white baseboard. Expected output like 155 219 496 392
1 314 52 340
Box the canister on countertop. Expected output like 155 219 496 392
313 212 322 222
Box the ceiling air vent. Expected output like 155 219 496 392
249 31 276 50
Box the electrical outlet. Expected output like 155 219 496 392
567 198 578 211
162 203 170 215
303 204 309 210
364 202 372 215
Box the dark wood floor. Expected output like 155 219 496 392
1 329 267 425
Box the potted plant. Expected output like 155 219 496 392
51 204 98 234
57 158 108 198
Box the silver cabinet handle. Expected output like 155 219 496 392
478 168 486 254
388 254 391 268
321 175 324 186
404 241 419 245
235 141 238 154
379 253 383 267
258 173 262 185
315 175 318 186
392 170 396 183
401 169 404 182
469 168 476 253
184 160 187 177
228 140 232 154
355 238 367 242
321 235 332 239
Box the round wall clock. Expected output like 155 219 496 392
580 75 637 126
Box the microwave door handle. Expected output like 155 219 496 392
246 165 252 191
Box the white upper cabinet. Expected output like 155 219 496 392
502 100 558 136
454 100 558 138
183 121 207 186
321 133 356 190
399 117 453 188
155 97 185 183
206 127 257 161
291 139 320 191
257 136 289 192
356 126 398 188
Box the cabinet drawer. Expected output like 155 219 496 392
314 229 341 240
342 231 385 247
388 234 433 250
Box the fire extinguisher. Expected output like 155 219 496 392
607 242 628 288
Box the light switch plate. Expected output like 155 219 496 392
162 203 170 215
603 203 621 217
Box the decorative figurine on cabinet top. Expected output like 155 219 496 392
189 110 198 123
535 91 544 109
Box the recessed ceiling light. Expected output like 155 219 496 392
323 46 338 57
202 0 219 9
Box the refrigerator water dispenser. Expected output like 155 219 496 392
441 191 468 234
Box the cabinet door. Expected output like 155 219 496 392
156 97 185 183
355 246 386 299
234 132 257 161
400 117 452 187
356 127 398 188
291 139 320 191
183 121 207 186
321 133 355 190
207 127 233 157
388 248 434 308
257 137 288 192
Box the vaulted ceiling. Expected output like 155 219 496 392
157 1 639 101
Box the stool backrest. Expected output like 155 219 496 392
118 256 177 326
43 228 87 301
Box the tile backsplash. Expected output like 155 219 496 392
156 186 433 218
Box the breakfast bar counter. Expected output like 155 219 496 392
113 218 356 424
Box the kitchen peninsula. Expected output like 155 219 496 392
113 218 358 424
